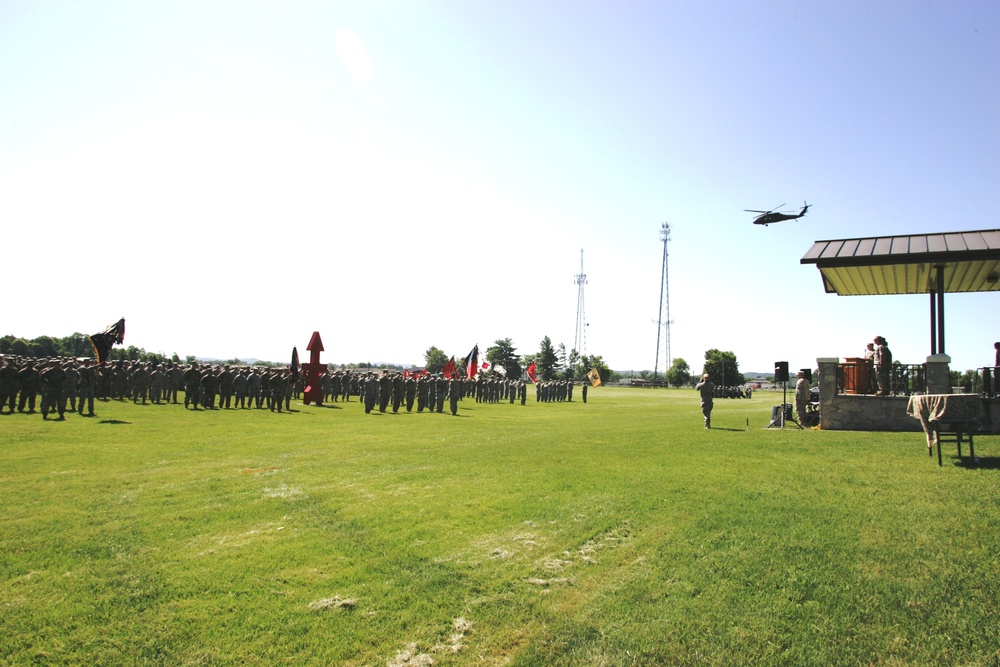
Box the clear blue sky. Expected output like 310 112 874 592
2 1 998 375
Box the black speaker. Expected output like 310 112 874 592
774 361 789 382
800 368 812 382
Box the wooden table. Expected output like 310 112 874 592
906 394 986 466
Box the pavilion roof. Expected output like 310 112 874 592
800 229 1000 296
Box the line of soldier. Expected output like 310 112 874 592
535 380 581 403
710 385 754 399
0 356 306 417
353 371 533 416
2 354 591 420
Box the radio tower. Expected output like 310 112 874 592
653 223 673 380
573 249 587 356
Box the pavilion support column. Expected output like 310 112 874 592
936 264 946 355
816 357 839 430
929 291 937 355
925 354 952 395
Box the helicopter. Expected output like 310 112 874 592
746 202 811 226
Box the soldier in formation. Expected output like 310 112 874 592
2 352 596 422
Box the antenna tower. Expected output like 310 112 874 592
653 223 673 380
573 249 587 356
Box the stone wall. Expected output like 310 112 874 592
819 395 923 432
816 357 1000 433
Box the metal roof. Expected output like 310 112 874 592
800 229 1000 296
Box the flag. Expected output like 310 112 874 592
291 347 300 380
494 364 507 377
525 361 537 384
464 345 480 378
587 367 602 387
442 356 457 379
88 318 125 364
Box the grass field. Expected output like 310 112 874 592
2 387 999 666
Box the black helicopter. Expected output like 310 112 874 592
746 202 811 226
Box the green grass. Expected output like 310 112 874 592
2 388 999 666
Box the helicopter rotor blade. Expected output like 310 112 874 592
744 209 769 213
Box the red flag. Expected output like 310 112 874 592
464 345 480 378
442 356 457 379
526 361 537 384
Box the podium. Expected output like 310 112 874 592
842 357 873 395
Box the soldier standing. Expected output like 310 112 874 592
269 370 287 412
63 360 80 413
364 373 378 414
435 374 448 413
218 365 235 409
378 371 392 413
416 374 428 412
78 359 97 416
404 374 416 412
200 366 218 409
391 373 404 413
233 368 248 408
0 357 19 413
40 360 67 420
149 363 164 404
182 363 202 409
131 362 149 404
247 368 262 408
695 373 715 429
448 377 462 415
17 359 40 413
165 363 182 403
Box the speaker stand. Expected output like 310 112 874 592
766 381 802 429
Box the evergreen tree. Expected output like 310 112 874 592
485 338 522 378
537 336 559 381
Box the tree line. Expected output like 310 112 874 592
423 336 612 383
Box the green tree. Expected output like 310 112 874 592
555 343 568 378
537 336 559 381
703 349 744 387
564 348 582 380
29 336 59 358
666 358 691 388
485 338 522 378
581 354 610 384
7 338 30 356
63 333 92 358
424 346 448 374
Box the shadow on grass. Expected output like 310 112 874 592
99 419 131 425
954 456 1000 470
309 404 343 410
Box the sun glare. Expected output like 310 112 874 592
335 29 374 82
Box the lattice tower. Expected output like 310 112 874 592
573 249 587 356
654 223 673 379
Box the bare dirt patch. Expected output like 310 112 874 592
308 596 357 611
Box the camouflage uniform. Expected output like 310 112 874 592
40 362 67 419
77 360 97 415
17 361 40 413
0 359 19 413
183 364 202 409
